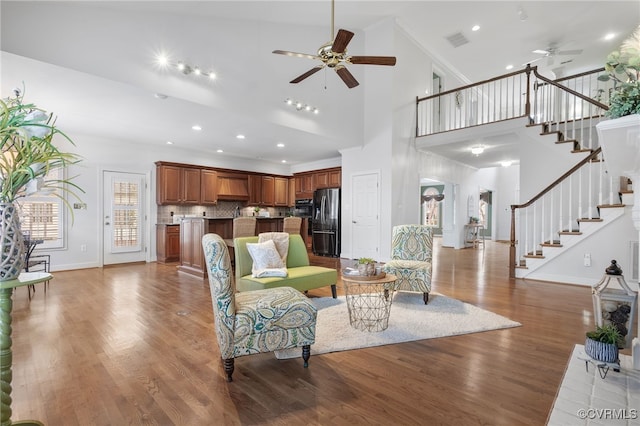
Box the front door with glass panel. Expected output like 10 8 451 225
103 171 146 265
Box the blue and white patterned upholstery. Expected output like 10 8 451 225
382 225 433 304
202 233 317 381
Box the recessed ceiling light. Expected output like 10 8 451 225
471 145 485 156
217 149 223 153
277 143 285 148
194 67 201 75
501 160 513 167
281 160 287 163
154 93 168 99
604 33 616 41
192 125 202 131
472 25 480 32
505 65 514 70
209 72 216 80
157 54 169 66
236 134 245 139
166 141 173 145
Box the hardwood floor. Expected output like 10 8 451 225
8 238 617 425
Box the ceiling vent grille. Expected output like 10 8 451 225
446 32 469 48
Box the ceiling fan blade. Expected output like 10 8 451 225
348 56 397 66
273 50 320 60
290 65 324 84
332 29 354 54
557 49 583 56
335 65 359 88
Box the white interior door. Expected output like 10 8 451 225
103 171 146 265
351 172 380 260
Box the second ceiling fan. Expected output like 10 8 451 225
272 0 396 88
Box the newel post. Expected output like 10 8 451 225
524 64 532 119
509 205 517 279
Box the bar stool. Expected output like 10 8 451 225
224 217 257 266
283 217 302 234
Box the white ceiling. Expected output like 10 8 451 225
1 1 638 170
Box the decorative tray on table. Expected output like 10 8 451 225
342 267 386 281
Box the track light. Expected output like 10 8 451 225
284 98 319 114
471 145 485 156
156 55 216 81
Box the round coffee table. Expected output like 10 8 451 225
341 273 398 332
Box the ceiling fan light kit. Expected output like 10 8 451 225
272 0 396 88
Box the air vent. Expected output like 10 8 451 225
445 32 469 48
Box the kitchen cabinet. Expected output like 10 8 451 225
217 172 249 201
249 175 275 206
274 177 289 206
156 224 180 263
295 174 314 199
200 169 218 205
178 218 206 277
314 168 341 189
156 164 201 205
288 178 295 207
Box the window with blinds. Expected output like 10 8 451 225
19 168 64 249
112 181 140 249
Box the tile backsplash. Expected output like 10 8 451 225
157 201 293 224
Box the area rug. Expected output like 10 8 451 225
275 292 521 359
547 344 640 426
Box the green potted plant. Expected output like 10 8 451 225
585 324 623 363
357 257 376 276
0 87 83 280
597 25 640 118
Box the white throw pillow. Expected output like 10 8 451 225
246 239 287 278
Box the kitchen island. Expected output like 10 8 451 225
177 216 286 278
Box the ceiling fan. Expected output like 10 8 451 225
527 43 583 66
272 0 396 88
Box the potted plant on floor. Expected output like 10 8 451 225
585 324 623 363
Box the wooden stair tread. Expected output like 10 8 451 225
597 203 625 208
558 231 582 235
571 148 593 154
523 254 545 259
577 218 602 222
555 139 578 145
540 243 563 248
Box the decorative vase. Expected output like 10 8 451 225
0 203 25 281
358 263 375 276
585 337 619 363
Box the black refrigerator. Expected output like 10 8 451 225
312 188 340 257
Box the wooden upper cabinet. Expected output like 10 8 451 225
295 174 314 199
182 168 201 204
288 178 295 207
314 168 341 189
248 175 262 206
200 169 218 205
157 164 181 204
274 177 289 206
248 175 277 206
156 164 201 205
328 169 341 187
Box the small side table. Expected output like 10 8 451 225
342 273 398 332
0 272 53 426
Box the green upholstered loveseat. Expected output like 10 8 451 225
234 234 338 298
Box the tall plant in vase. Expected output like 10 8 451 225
0 87 83 281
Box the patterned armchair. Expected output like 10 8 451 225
382 225 433 304
202 233 317 382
